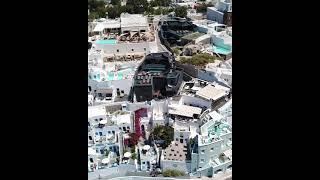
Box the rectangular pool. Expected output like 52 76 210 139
96 39 117 45
213 46 232 55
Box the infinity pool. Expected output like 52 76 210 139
213 46 232 55
96 39 117 45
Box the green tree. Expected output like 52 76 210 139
88 0 107 19
151 125 174 148
180 53 216 66
105 149 110 157
163 169 185 177
195 2 213 13
131 147 136 153
174 6 188 18
126 0 149 14
111 0 121 5
89 12 99 21
173 47 180 56
131 152 137 160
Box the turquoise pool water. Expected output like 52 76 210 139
107 72 114 81
117 72 123 80
96 39 117 45
213 46 232 55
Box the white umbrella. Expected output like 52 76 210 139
143 145 151 151
102 158 110 164
124 152 132 158
100 119 108 124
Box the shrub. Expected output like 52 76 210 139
163 169 185 177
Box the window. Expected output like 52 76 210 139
112 131 115 134
123 127 126 131
176 138 178 141
88 122 90 127
180 133 183 138
95 119 98 122
131 49 134 52
180 139 183 143
95 132 98 135
210 147 214 151
90 158 93 163
117 49 119 52
201 149 205 154
144 48 146 51
100 150 104 154
142 162 145 164
200 159 205 163
89 136 92 140
99 132 102 136
119 127 122 130
98 93 102 97
127 126 130 129
99 118 103 121
108 131 111 134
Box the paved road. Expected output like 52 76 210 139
153 16 169 53
108 176 200 180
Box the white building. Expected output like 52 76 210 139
120 13 148 33
195 84 229 103
191 115 232 177
88 105 107 127
207 0 232 24
138 144 158 171
161 141 191 173
112 113 134 134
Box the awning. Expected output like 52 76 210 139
93 23 104 32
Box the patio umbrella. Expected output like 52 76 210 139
102 158 110 164
124 152 132 158
100 119 108 124
143 145 151 151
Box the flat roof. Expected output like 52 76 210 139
88 106 106 118
116 114 131 125
196 85 227 101
169 104 202 118
208 111 224 121
207 7 224 15
163 141 187 161
120 13 148 28
96 89 113 94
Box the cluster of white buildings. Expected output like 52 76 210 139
88 80 232 178
88 4 231 178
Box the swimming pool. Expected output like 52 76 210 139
96 39 117 45
107 72 114 81
213 46 232 55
